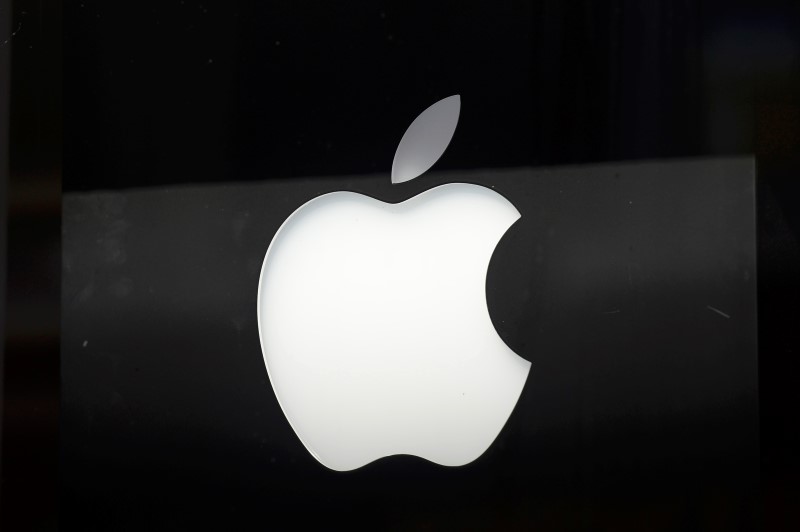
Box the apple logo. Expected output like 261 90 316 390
257 95 531 471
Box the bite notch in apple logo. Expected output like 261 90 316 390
257 95 531 471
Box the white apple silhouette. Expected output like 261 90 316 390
257 95 531 471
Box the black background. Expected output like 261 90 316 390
61 160 759 530
2 0 800 530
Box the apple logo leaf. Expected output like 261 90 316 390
391 95 461 184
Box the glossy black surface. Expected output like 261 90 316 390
64 1 715 191
43 0 800 530
62 159 758 529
